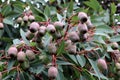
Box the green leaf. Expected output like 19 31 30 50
36 65 45 74
3 17 14 26
76 55 86 67
57 40 65 56
20 72 26 80
68 54 78 64
110 35 120 42
7 59 15 73
44 5 50 18
1 5 12 16
20 29 30 45
110 3 116 15
57 13 63 21
13 39 21 45
57 60 73 65
68 0 73 13
13 4 24 13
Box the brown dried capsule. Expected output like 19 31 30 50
17 51 26 62
111 42 119 49
29 22 40 33
97 58 107 70
8 46 18 57
68 31 79 42
48 66 58 79
46 24 56 33
25 50 35 61
78 12 88 23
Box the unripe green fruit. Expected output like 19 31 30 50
17 51 26 62
23 60 30 70
25 50 35 61
82 33 88 41
29 22 40 33
38 26 46 36
23 15 29 22
54 21 64 30
48 43 57 54
66 44 76 54
78 12 88 23
17 17 23 23
0 72 2 80
111 42 119 49
97 58 107 70
53 31 62 39
28 15 35 21
0 23 4 29
46 24 56 33
78 23 88 34
8 46 18 57
48 66 58 79
68 31 79 42
116 62 120 70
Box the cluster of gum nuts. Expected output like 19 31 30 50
6 11 94 79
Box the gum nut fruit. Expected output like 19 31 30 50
65 40 72 47
8 46 18 57
78 12 88 23
48 66 58 79
23 15 28 22
0 72 2 80
116 62 120 69
25 30 34 40
111 42 119 49
29 22 40 33
48 43 57 54
46 24 56 33
97 58 107 70
118 57 120 63
78 23 88 34
17 17 23 23
17 51 26 62
25 50 35 60
68 31 79 42
54 21 64 29
28 15 35 21
0 23 4 29
86 19 94 28
38 26 46 36
67 44 76 54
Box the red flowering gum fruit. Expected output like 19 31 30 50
17 51 26 62
17 17 23 23
28 15 35 21
116 62 120 70
111 42 119 49
46 24 56 33
23 15 29 22
0 72 2 80
66 44 76 54
78 23 88 34
0 23 4 29
29 22 40 33
54 21 64 30
8 46 18 57
78 12 88 23
68 31 79 42
65 40 72 47
48 66 58 79
97 58 107 70
48 43 57 54
25 50 35 61
25 30 34 40
86 19 94 28
38 26 46 36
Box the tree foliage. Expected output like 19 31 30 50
0 0 120 80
